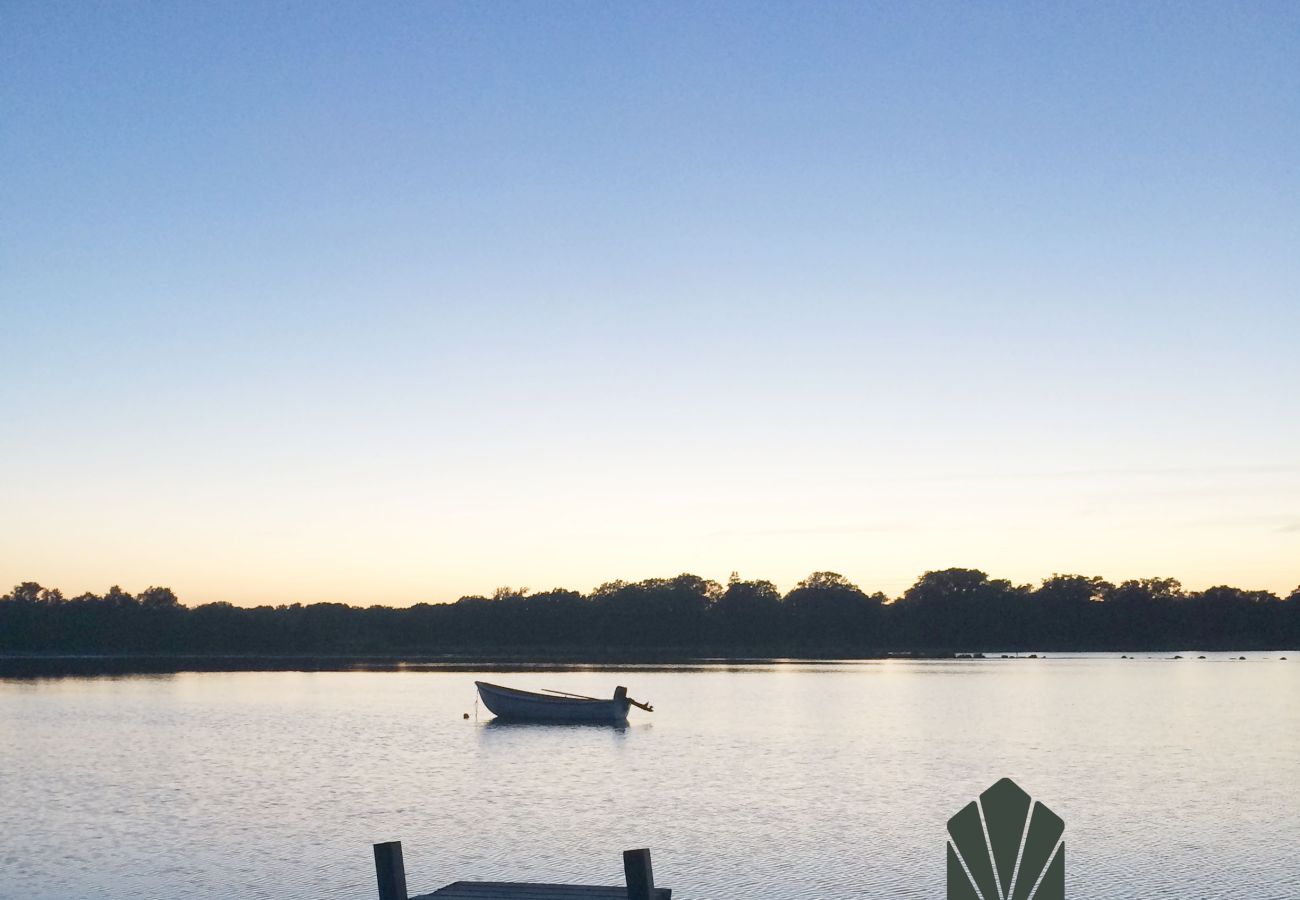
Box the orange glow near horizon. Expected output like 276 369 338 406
7 462 1297 606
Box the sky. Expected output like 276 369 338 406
2 2 1298 605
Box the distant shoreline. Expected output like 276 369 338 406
7 573 1297 663
2 649 1294 677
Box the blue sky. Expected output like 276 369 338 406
3 2 1298 604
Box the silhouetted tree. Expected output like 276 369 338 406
894 569 1028 649
3 571 1296 656
10 582 44 604
1285 586 1300 646
103 585 136 608
139 586 180 609
1032 575 1111 647
1186 586 1281 649
714 575 782 644
783 572 885 645
1102 578 1183 647
590 575 720 646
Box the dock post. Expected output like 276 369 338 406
623 848 654 900
373 841 408 900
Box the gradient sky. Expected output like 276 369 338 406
3 2 1298 605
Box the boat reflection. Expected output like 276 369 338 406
480 717 631 733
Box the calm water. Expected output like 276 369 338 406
2 656 1298 900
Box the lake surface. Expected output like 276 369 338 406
2 656 1298 900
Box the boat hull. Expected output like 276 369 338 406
475 681 631 723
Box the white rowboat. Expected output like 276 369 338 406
474 681 652 723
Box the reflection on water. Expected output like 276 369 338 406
480 718 633 735
1 657 1298 900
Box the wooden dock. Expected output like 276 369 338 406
414 882 670 900
374 842 671 900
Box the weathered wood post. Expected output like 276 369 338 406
623 848 654 900
373 841 408 900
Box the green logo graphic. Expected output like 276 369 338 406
947 778 1064 900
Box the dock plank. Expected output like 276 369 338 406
413 881 670 900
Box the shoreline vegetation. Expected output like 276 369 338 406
4 570 1298 670
0 649 1295 679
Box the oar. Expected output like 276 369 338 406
541 688 601 701
543 687 655 712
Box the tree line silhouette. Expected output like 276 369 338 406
2 570 1298 656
